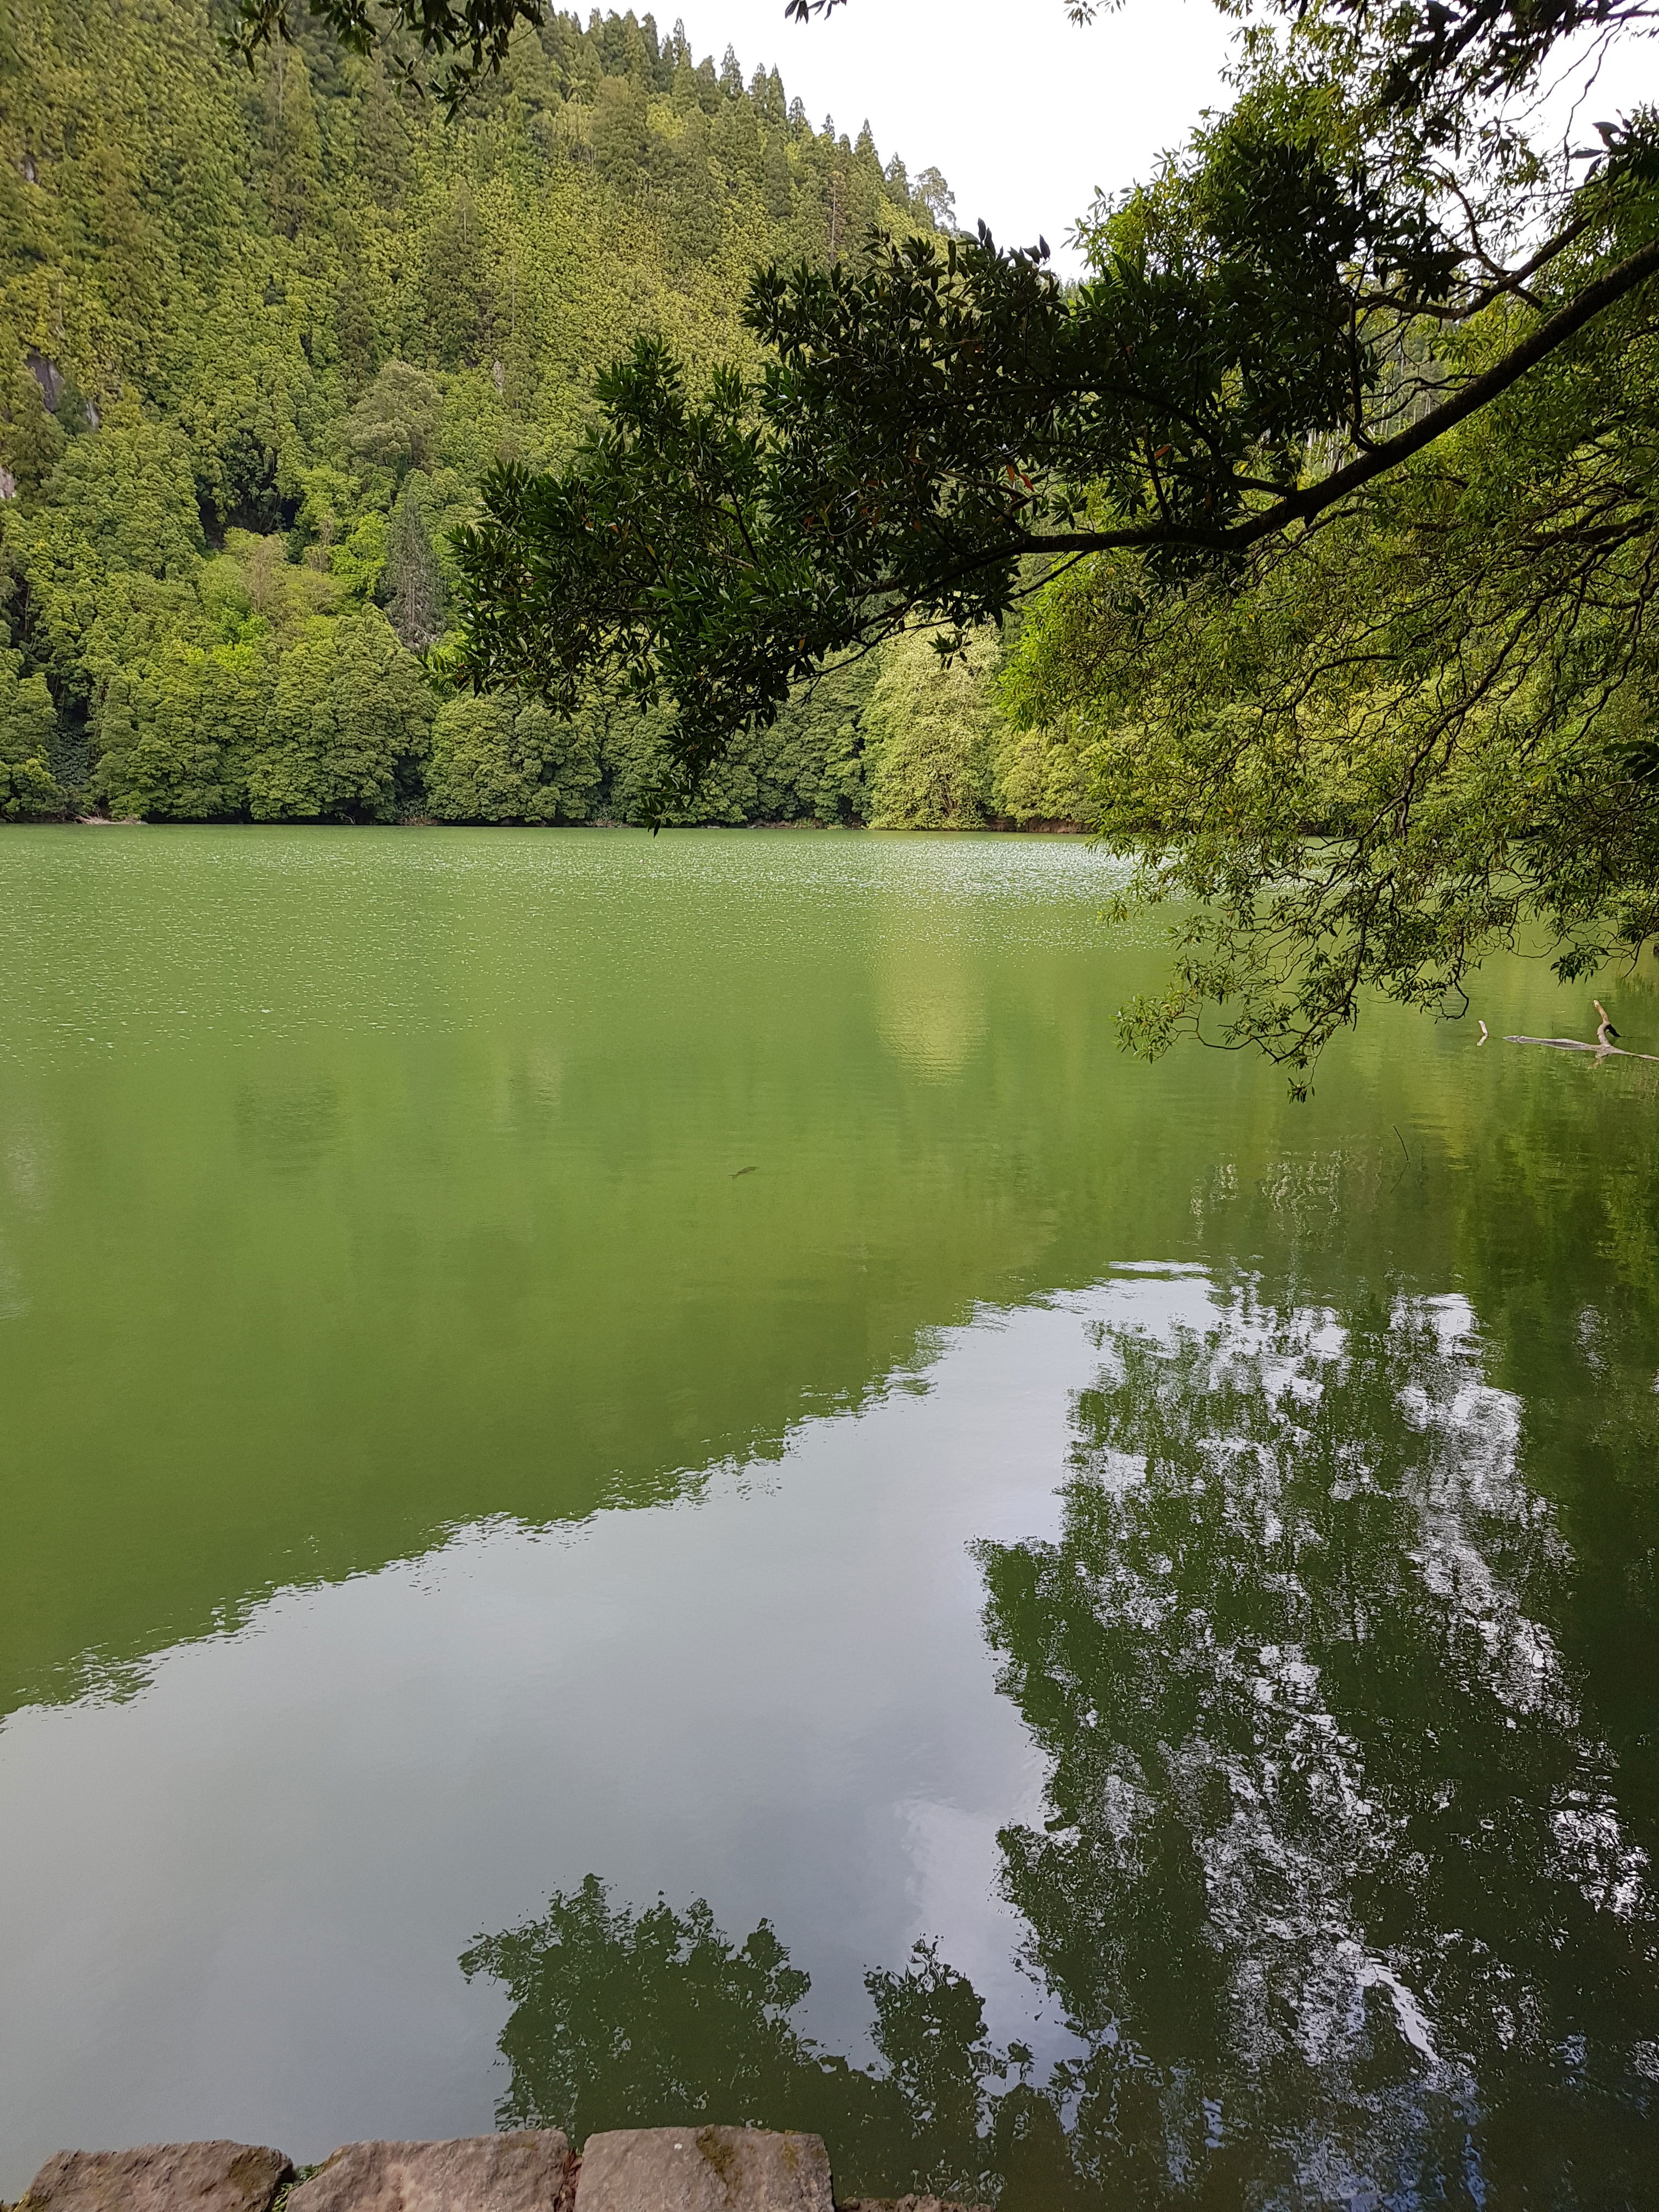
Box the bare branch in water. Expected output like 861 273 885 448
1504 1006 1659 1062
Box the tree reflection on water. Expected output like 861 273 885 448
979 1293 1657 2203
461 1888 1008 2202
464 1293 1659 2206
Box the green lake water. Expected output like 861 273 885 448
2 825 1657 2206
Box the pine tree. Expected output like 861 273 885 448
383 484 446 650
257 43 323 240
913 166 955 230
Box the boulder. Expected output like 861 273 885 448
287 2134 572 2212
837 2200 991 2212
574 2130 832 2212
18 2144 292 2212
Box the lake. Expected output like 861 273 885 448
1 826 1656 2207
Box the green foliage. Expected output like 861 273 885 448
247 607 432 820
0 359 65 498
232 0 543 111
95 605 431 822
383 481 444 646
422 625 959 830
97 640 263 821
0 0 944 828
988 714 1099 830
1002 252 1659 1075
329 511 389 602
0 647 60 817
449 37 1487 786
594 653 891 827
426 690 598 821
865 629 998 828
345 363 443 482
448 0 1659 1063
762 653 877 823
7 425 205 698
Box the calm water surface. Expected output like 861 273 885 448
2 827 1656 2207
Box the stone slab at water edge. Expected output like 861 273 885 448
574 2131 827 2212
14 2147 294 2212
7 2138 990 2212
296 2132 579 2212
289 2138 573 2212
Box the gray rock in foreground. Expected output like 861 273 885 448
574 2129 831 2212
18 2145 292 2212
288 2134 572 2212
12 2136 986 2212
837 2198 991 2212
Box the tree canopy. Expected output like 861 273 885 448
447 0 1659 1073
231 0 543 105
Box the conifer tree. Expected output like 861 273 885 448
384 484 447 651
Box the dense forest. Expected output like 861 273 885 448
0 0 1064 827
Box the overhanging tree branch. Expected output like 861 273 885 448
904 231 1659 590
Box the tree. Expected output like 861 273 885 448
0 649 60 817
417 185 496 367
461 1878 1008 2200
425 690 600 820
5 425 205 701
911 165 954 231
343 361 443 481
1000 285 1659 1074
383 482 446 649
255 41 323 238
232 0 544 108
0 360 65 500
591 74 651 195
97 641 263 820
244 606 431 819
864 625 996 828
448 0 1659 1071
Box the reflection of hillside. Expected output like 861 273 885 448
0 833 1160 1716
875 909 986 1081
5 829 1659 1743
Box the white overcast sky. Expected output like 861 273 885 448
670 0 1659 277
674 0 1235 272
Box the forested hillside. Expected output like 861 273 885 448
0 0 1049 826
